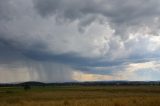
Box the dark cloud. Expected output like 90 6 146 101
33 0 160 36
0 0 160 82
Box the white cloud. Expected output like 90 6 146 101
117 61 160 81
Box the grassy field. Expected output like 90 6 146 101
0 86 160 106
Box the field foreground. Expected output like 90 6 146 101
0 86 160 106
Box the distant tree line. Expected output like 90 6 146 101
0 81 160 87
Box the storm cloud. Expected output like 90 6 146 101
0 0 160 82
33 0 160 35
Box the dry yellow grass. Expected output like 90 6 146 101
0 86 160 106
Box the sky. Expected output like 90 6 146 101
0 0 160 83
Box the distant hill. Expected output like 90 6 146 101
19 81 46 86
0 81 160 87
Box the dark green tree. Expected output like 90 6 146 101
24 84 31 91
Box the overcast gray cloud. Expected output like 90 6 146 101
0 0 160 82
34 0 160 36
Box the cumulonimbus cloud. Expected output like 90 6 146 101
0 0 160 82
